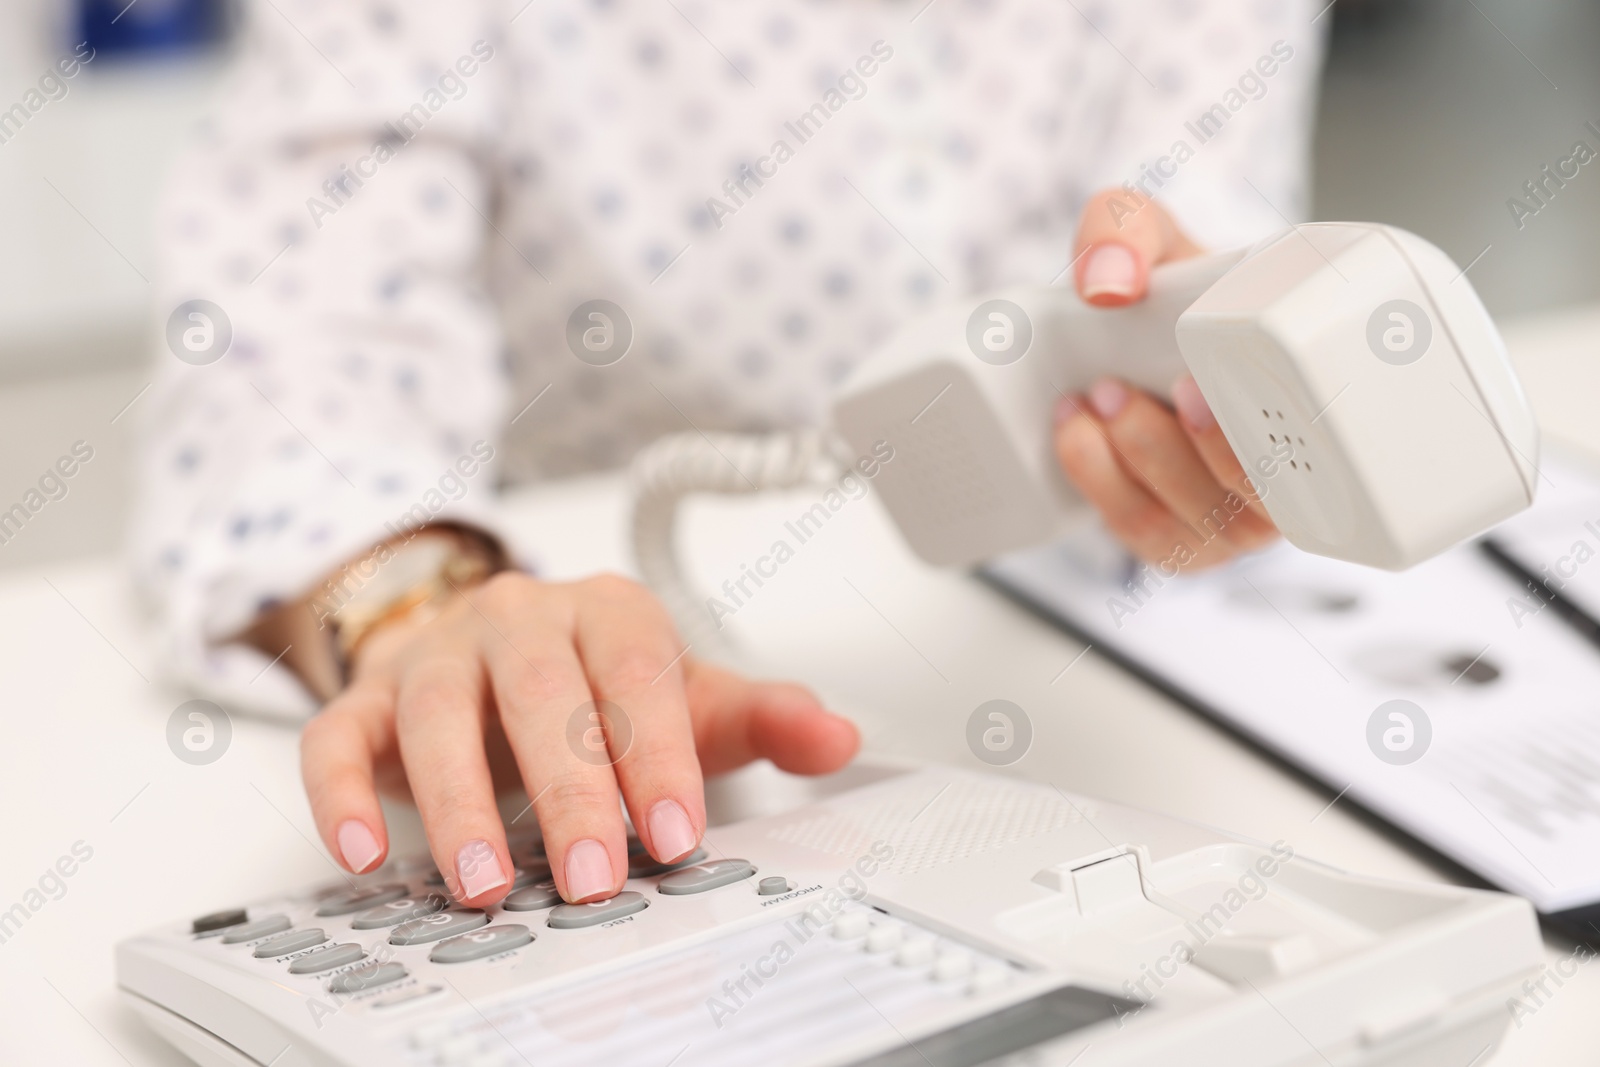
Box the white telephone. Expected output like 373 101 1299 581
631 222 1539 645
117 764 1544 1067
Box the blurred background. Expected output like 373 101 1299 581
0 0 1596 572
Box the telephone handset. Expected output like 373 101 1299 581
831 222 1538 571
631 223 1539 649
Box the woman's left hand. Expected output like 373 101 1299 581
1057 189 1280 572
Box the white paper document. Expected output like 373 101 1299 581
984 457 1600 914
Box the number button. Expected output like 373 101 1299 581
315 885 408 917
546 891 648 929
389 910 489 946
327 962 407 995
657 860 756 896
219 915 291 944
430 924 535 964
288 943 366 975
253 928 328 958
350 893 449 930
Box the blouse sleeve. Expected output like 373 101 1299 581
131 0 516 718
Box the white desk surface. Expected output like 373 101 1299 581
2 305 1599 1065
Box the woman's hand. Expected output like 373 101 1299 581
1059 190 1279 570
300 571 860 907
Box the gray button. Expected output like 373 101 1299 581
350 894 449 930
430 924 535 963
315 885 408 917
253 929 328 958
758 877 790 896
327 962 407 995
513 862 551 887
502 882 562 912
657 859 756 896
192 909 247 935
220 915 291 944
389 910 488 945
628 847 707 879
287 943 366 975
546 891 648 929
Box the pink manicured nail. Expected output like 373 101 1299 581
455 839 507 899
336 820 382 874
1172 376 1216 431
1081 244 1140 302
564 839 615 901
647 799 698 861
1089 379 1129 420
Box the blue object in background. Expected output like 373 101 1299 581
76 0 234 59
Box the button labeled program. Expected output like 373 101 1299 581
546 891 649 929
657 859 756 896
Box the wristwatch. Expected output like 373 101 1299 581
318 527 502 665
249 525 508 702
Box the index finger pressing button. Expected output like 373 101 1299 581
546 891 648 929
350 894 449 930
627 847 707 879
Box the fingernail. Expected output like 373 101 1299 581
1089 379 1129 421
336 820 382 874
564 839 615 901
455 839 507 899
1054 394 1086 425
1081 244 1140 303
647 799 698 861
1172 376 1216 431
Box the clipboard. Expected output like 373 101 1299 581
982 453 1600 936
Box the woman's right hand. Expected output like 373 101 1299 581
299 570 860 908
